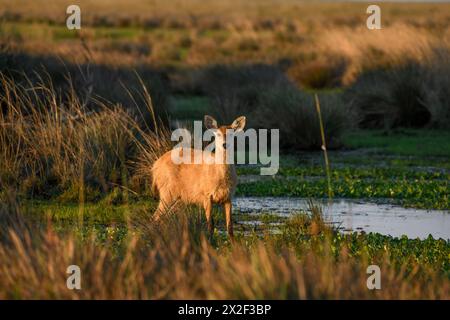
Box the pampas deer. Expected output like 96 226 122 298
151 115 246 238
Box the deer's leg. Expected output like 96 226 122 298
153 201 166 222
153 193 172 222
224 201 234 239
204 198 213 236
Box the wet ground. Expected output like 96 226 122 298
233 197 450 240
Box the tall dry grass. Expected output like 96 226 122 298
0 202 448 299
0 71 171 199
317 24 440 85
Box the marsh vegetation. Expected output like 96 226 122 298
0 0 449 299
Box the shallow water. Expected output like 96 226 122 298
233 197 450 240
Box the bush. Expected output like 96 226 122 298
256 88 350 150
346 49 450 130
345 63 430 129
421 48 450 129
200 64 296 125
287 57 348 89
198 64 350 150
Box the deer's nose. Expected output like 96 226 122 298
222 143 227 150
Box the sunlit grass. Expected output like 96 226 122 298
0 199 448 299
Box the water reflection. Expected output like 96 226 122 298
234 197 450 240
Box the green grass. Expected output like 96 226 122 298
93 26 142 39
238 166 449 180
23 199 156 223
237 177 449 209
269 150 450 170
0 22 144 41
21 198 286 226
343 130 450 157
170 95 210 120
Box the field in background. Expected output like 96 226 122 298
2 1 450 86
2 0 450 132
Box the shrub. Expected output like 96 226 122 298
200 64 296 125
287 57 348 89
346 49 450 130
345 63 430 129
256 88 350 150
198 64 350 150
421 48 450 129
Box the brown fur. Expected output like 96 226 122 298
151 116 246 238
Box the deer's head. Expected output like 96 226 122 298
204 115 246 153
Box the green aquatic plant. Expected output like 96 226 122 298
237 178 449 209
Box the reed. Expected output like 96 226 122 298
0 70 171 200
314 94 333 199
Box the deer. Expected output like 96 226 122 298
151 115 246 239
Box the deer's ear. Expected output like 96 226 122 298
231 116 246 132
204 115 218 130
